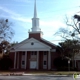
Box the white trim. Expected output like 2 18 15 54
41 38 57 47
14 52 16 69
25 51 27 69
48 51 51 70
11 39 28 49
14 48 50 51
37 51 39 69
10 38 51 51
28 31 42 34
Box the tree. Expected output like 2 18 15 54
58 39 80 70
0 40 11 54
55 15 80 40
0 18 14 70
55 15 80 70
54 57 68 71
0 18 14 41
0 56 13 70
11 41 18 47
59 39 79 58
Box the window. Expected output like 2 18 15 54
31 42 34 45
31 51 37 55
22 61 25 65
44 51 47 55
44 61 47 65
34 52 37 55
22 52 25 55
31 51 33 55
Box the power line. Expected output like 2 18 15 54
51 40 65 41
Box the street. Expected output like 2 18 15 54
0 75 77 80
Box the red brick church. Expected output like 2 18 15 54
9 0 60 70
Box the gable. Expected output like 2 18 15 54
11 38 51 51
74 53 80 60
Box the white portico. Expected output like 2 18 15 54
11 38 54 70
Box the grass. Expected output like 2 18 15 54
46 71 80 75
23 71 80 75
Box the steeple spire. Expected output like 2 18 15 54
34 0 37 18
31 0 41 32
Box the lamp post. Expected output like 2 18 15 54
68 60 70 71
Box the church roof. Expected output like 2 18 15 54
10 37 57 52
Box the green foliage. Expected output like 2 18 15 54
0 40 11 54
11 41 18 47
54 57 69 71
58 39 79 58
0 56 13 70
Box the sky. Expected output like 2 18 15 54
0 0 80 44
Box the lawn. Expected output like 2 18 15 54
24 71 80 75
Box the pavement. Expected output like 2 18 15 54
0 73 77 80
0 75 75 80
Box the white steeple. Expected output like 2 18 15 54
31 0 41 32
34 0 37 18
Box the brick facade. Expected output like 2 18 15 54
10 50 59 71
9 32 60 71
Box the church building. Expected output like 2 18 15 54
10 0 60 70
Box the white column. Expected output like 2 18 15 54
37 51 39 69
14 51 16 69
17 52 19 69
25 51 27 69
48 51 51 70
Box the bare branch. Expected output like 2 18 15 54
0 18 14 41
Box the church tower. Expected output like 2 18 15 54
29 0 43 39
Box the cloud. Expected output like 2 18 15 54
0 5 68 44
40 20 65 27
0 6 21 17
40 20 66 31
39 20 67 42
0 6 31 22
0 6 66 30
0 5 66 26
11 16 31 23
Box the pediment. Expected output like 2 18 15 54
12 38 51 51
